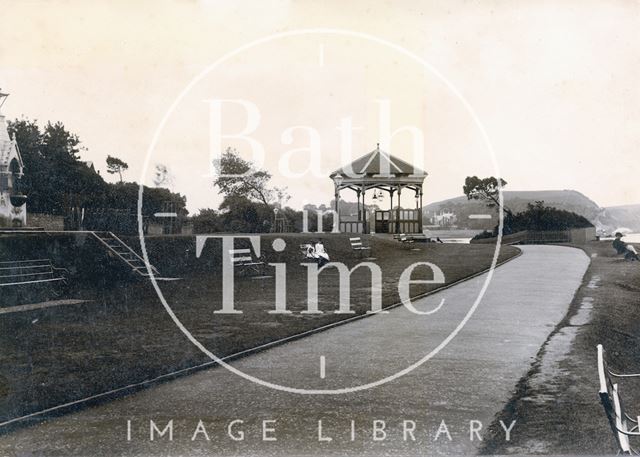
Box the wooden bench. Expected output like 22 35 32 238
396 233 415 244
0 259 68 288
228 249 265 276
349 237 371 258
597 344 640 454
394 233 429 243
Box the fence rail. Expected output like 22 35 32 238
472 228 595 245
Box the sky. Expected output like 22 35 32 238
1 0 639 213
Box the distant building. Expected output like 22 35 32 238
0 91 27 227
430 210 457 227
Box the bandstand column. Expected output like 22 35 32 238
419 187 423 230
414 188 421 234
334 185 340 230
361 183 367 234
396 186 402 233
389 188 395 234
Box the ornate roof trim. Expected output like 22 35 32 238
330 144 427 179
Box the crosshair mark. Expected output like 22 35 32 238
154 212 178 218
468 214 492 219
320 355 326 379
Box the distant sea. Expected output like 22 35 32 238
620 233 640 243
601 233 640 243
441 238 472 244
444 233 640 245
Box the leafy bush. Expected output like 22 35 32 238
471 230 495 241
506 201 593 232
472 201 593 241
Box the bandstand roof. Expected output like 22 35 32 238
0 111 23 172
329 145 427 186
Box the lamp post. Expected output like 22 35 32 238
416 190 424 232
272 207 279 233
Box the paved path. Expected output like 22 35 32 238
0 246 589 456
0 299 90 315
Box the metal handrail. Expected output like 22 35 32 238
91 232 143 275
108 232 160 275
0 259 50 264
0 259 67 280
614 424 640 437
610 371 640 378
90 231 159 277
598 344 640 454
0 264 50 271
0 271 55 279
0 277 66 287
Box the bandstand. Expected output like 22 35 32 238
329 144 427 234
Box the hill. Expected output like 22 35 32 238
598 204 640 233
424 190 639 232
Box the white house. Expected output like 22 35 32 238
0 91 27 227
430 210 456 227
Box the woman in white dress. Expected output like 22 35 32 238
313 239 330 267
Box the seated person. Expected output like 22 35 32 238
303 243 315 259
613 232 639 261
313 239 330 267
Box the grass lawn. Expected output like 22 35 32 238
0 233 518 428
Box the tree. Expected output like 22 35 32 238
463 176 513 217
42 121 83 164
8 119 107 214
106 155 129 182
7 118 187 221
213 147 288 209
192 208 222 233
218 195 273 233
